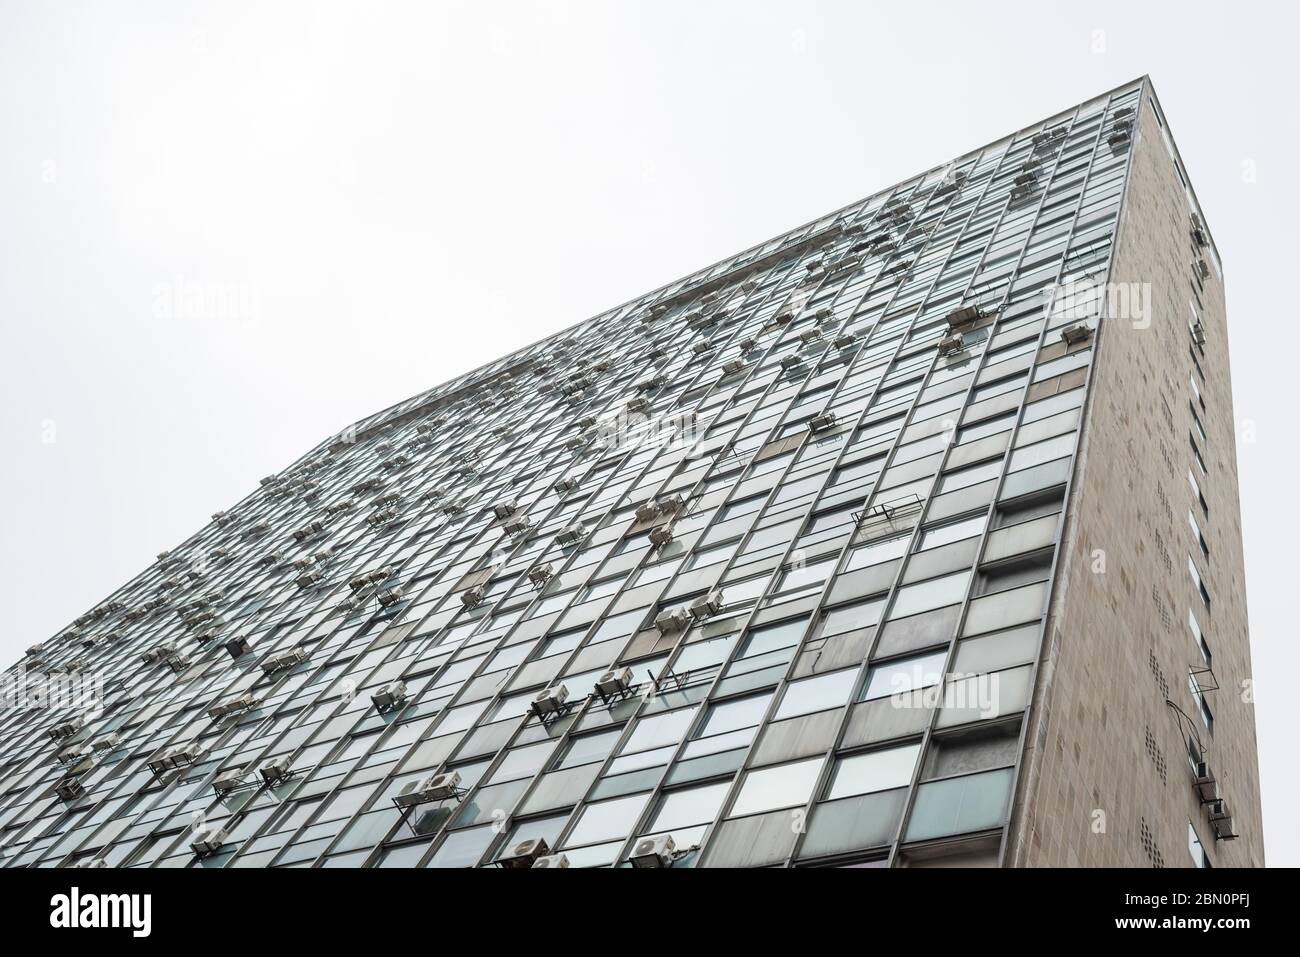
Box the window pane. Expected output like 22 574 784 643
773 669 856 719
729 756 827 817
825 743 922 800
917 514 987 550
860 650 947 701
565 793 650 846
887 571 971 619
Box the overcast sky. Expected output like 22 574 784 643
2 0 1295 864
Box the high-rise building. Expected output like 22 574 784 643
0 76 1261 869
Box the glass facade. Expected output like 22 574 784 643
0 80 1172 868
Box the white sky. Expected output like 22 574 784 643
2 0 1295 864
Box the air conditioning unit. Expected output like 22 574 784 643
722 358 745 375
460 586 486 609
208 693 259 719
141 642 176 665
1191 324 1206 345
1190 213 1209 248
72 856 109 868
555 477 580 493
528 564 554 585
223 637 252 659
191 826 227 857
1060 322 1094 345
350 568 387 591
367 507 398 527
1212 815 1237 841
833 332 856 348
394 776 431 808
57 743 91 765
1194 258 1210 280
1207 799 1231 821
945 305 982 329
493 499 520 519
296 571 324 590
55 776 85 802
648 524 675 547
737 335 758 351
49 718 84 741
213 768 246 795
532 853 570 868
395 770 461 807
636 501 662 523
595 667 634 698
92 732 121 754
165 742 205 768
937 333 965 356
424 771 462 800
291 520 325 542
502 516 531 535
556 523 587 546
260 756 292 784
261 647 307 676
377 586 405 607
654 608 690 635
372 680 408 711
809 411 837 432
798 327 822 344
689 591 725 621
1193 761 1215 786
499 838 550 869
626 396 650 413
779 355 804 370
629 834 675 868
531 685 569 718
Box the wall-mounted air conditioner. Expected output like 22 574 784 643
1060 323 1094 345
648 524 675 547
654 608 690 635
372 680 408 711
556 523 587 546
689 591 725 621
191 825 227 857
260 756 292 784
499 837 549 869
809 411 838 432
530 685 569 718
213 768 246 795
595 667 633 698
55 776 85 803
629 834 675 868
260 647 307 676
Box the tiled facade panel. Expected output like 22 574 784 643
1009 94 1262 868
0 79 1252 870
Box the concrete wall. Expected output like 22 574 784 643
1008 87 1264 867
